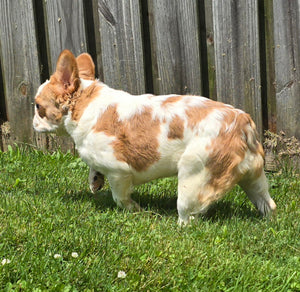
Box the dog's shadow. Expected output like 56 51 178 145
63 188 259 222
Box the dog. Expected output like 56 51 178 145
33 50 276 225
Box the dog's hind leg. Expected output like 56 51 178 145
177 168 221 226
177 145 217 225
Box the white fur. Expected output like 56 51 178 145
33 76 276 225
33 107 58 132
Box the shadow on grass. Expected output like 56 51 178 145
203 201 260 222
63 188 260 222
63 189 116 210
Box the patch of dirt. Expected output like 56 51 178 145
1 121 11 136
264 130 300 171
0 121 12 151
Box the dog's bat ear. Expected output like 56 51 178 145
76 53 95 80
54 50 80 93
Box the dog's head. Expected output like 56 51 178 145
33 50 95 133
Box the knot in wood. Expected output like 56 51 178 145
19 82 28 97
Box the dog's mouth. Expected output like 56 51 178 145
33 110 69 137
33 108 59 133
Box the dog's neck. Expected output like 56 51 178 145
63 79 100 121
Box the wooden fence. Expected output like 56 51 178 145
0 0 299 152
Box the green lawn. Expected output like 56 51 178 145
0 146 299 291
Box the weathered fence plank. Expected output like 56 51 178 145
202 0 217 99
0 0 43 147
213 0 263 136
44 0 88 73
95 0 145 94
261 0 277 133
0 59 5 149
273 0 300 139
148 0 202 95
0 59 6 122
43 0 88 152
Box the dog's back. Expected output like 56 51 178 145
33 50 276 224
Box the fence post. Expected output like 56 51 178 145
273 0 300 139
44 0 88 73
202 0 217 100
148 0 202 95
0 0 43 149
94 0 146 95
213 0 263 137
43 0 89 152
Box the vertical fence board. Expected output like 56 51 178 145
261 0 276 133
0 58 5 149
0 58 6 122
203 0 217 99
44 0 88 73
148 0 202 95
0 0 42 147
91 0 103 81
44 0 88 152
213 0 263 136
273 0 300 139
95 0 145 94
0 57 4 150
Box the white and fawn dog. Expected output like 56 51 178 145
33 50 276 225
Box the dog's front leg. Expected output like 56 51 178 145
89 168 105 193
107 174 142 211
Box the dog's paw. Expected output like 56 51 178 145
89 169 105 193
177 215 196 227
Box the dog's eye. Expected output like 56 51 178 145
36 103 46 118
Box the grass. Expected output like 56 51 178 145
0 146 299 291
